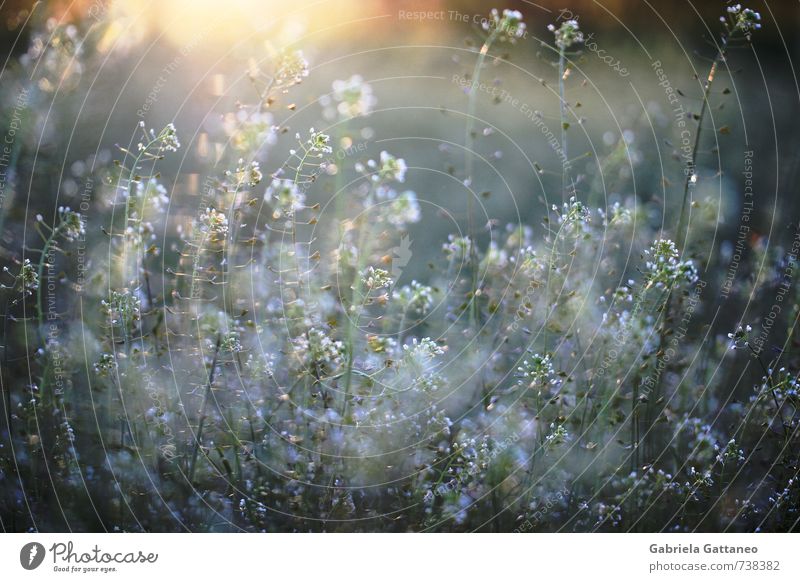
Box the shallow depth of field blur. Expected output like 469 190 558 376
1 0 799 532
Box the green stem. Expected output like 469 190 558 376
747 344 788 440
558 46 569 200
188 334 221 484
647 35 732 467
291 149 313 290
341 220 373 420
542 215 569 352
675 44 724 251
122 135 160 286
463 31 498 329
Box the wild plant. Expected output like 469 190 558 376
1 3 796 534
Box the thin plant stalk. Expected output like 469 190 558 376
188 334 222 484
558 44 570 201
463 30 499 328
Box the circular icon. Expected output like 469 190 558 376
19 542 46 570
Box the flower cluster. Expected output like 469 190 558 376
17 259 39 293
93 353 117 376
199 207 229 237
768 478 796 509
548 19 584 50
387 191 421 226
598 201 632 226
366 334 397 354
517 353 557 389
643 239 698 289
442 235 473 260
403 337 446 363
553 196 590 230
715 438 745 465
483 9 527 43
274 49 309 88
21 20 84 91
377 151 407 183
411 372 445 393
687 466 715 492
138 122 180 153
545 423 570 450
224 110 275 153
306 129 332 156
321 75 376 120
243 352 275 380
226 159 263 188
726 4 762 35
57 206 85 241
158 123 181 152
221 331 243 353
394 280 435 314
611 280 636 303
294 327 345 370
362 266 393 290
101 289 141 326
266 178 305 217
134 179 169 213
727 324 752 349
356 151 408 188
